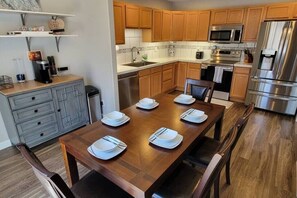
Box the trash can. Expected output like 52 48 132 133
85 85 102 124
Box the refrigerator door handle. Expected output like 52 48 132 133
248 91 297 101
250 78 297 87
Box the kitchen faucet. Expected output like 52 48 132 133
131 46 140 63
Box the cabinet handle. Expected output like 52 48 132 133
32 97 35 100
34 109 38 113
57 109 61 112
37 122 41 125
40 133 44 137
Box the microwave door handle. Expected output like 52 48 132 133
230 29 235 42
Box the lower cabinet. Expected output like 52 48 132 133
139 67 162 99
162 63 175 93
230 67 251 102
176 62 201 91
0 79 89 148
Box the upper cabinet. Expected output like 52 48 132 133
162 10 172 41
125 4 140 28
293 3 297 18
140 7 152 28
211 8 245 25
113 2 125 44
265 3 291 20
184 11 199 41
196 11 211 41
143 9 162 42
171 11 185 41
243 7 264 42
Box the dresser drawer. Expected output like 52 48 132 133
17 113 57 136
13 101 55 124
20 124 59 147
9 89 52 110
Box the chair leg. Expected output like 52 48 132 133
205 189 211 198
214 173 220 198
226 159 231 185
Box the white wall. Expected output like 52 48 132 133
171 0 295 10
0 0 118 149
118 0 172 9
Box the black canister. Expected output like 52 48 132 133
196 51 204 59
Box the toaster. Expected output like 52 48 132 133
196 51 204 59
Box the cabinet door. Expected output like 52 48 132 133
176 62 188 90
293 3 297 18
162 10 172 41
126 4 139 28
140 7 152 29
151 72 162 97
52 81 88 133
243 7 264 42
211 10 227 25
226 9 245 24
230 67 251 102
139 75 151 99
186 63 201 80
265 4 291 19
171 11 185 41
197 11 211 41
113 2 125 44
184 11 199 41
152 10 163 41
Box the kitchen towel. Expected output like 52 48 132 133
213 66 224 83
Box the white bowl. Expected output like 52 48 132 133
187 110 205 120
139 98 155 107
178 94 193 102
156 128 178 143
104 111 124 122
92 138 117 154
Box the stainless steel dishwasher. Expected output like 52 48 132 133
118 72 139 110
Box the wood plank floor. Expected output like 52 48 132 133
0 102 296 197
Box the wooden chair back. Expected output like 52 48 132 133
16 144 75 198
184 78 215 103
193 126 238 197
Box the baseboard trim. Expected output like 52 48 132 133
0 140 12 150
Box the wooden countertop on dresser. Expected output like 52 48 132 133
0 75 83 96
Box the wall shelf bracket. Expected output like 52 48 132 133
20 13 27 25
25 37 31 51
55 36 61 52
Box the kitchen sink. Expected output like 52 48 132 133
123 61 157 67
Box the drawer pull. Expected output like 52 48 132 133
57 109 61 112
34 109 38 113
32 97 36 100
40 133 44 137
37 122 41 125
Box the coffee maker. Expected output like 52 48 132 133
32 61 52 84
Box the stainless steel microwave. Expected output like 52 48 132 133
208 25 243 43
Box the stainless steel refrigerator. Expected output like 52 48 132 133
245 21 297 115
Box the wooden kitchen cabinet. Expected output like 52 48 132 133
293 3 297 18
211 8 244 25
265 3 291 20
162 10 172 41
187 63 201 80
125 4 140 28
227 9 245 24
162 63 175 93
184 11 199 41
197 11 211 41
176 62 188 91
113 2 125 44
171 11 185 41
140 7 152 28
243 6 264 42
230 67 251 102
211 10 228 25
139 69 151 99
151 70 162 97
142 9 162 42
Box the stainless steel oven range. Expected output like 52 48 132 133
201 49 241 100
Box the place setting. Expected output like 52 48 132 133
148 127 183 149
180 108 208 123
87 135 127 160
101 111 130 127
174 94 196 105
136 97 159 110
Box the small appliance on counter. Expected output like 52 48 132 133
47 56 58 76
196 50 204 59
32 60 52 84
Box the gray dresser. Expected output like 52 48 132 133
0 75 89 148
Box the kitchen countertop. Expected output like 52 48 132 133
117 57 253 75
0 75 83 96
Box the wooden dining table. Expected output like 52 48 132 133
59 93 225 198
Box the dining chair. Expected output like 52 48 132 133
152 125 238 198
16 144 131 198
184 78 215 103
187 103 255 186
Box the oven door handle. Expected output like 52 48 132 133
201 64 208 69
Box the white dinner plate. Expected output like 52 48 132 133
149 128 183 149
174 96 196 105
92 138 117 153
136 102 159 110
180 112 208 123
101 115 130 127
87 136 127 160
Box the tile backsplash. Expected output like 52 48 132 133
116 29 256 64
